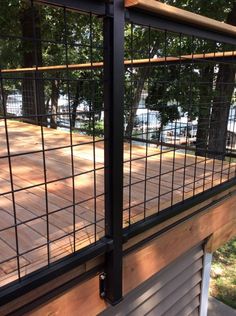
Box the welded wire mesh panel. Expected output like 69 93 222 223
123 22 236 227
0 0 104 287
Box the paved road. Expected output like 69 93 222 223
208 296 236 316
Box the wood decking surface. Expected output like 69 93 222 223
0 120 235 287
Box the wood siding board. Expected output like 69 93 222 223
162 287 201 316
130 271 202 315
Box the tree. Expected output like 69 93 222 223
208 3 236 159
0 1 45 124
124 25 165 137
165 0 236 159
0 1 22 115
125 0 236 160
19 1 46 124
146 91 180 141
195 65 214 156
0 1 104 130
1 0 235 150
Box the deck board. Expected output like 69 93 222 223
0 120 235 287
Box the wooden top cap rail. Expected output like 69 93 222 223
1 51 236 73
0 62 104 74
125 0 236 37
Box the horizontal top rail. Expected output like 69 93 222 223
1 51 236 73
0 62 104 73
37 0 106 16
125 0 236 38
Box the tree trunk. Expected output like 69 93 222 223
50 80 59 129
125 36 160 137
158 121 164 143
208 3 236 159
208 64 235 159
125 66 152 137
71 81 81 128
0 87 8 115
195 66 214 156
20 4 45 125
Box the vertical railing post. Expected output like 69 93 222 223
103 0 125 304
200 252 213 316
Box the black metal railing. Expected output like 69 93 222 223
0 0 107 298
123 22 236 227
0 0 236 310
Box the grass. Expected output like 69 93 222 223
210 237 236 309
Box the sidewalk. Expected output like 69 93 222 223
208 296 236 316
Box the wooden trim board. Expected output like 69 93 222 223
0 256 105 316
123 185 236 251
26 275 108 316
205 219 236 253
1 51 236 73
125 0 236 37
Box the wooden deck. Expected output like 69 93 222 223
0 120 235 287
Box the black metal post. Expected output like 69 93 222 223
103 0 125 305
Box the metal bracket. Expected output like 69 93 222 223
99 272 106 298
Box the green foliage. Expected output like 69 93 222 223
0 1 104 120
146 66 181 126
210 237 236 309
164 0 234 21
80 120 104 137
